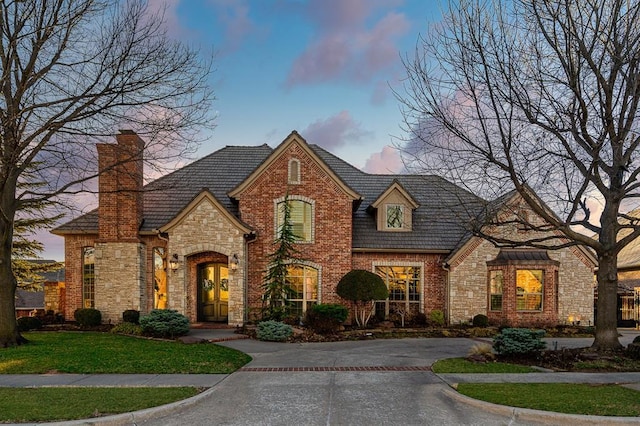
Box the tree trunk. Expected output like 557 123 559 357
0 177 25 347
592 252 623 351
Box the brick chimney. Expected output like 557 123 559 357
97 130 144 241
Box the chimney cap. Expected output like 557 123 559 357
119 129 137 135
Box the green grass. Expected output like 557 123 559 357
457 383 640 416
0 387 200 423
432 357 539 373
0 331 251 374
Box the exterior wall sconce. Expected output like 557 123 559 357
230 254 239 272
169 253 180 272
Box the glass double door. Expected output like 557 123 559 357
198 263 229 322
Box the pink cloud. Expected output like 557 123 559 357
286 0 410 87
208 0 261 54
363 145 403 174
302 111 371 151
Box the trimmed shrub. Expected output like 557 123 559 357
428 309 445 326
140 309 190 338
633 335 640 344
493 328 546 358
74 308 102 327
305 303 348 334
256 320 293 342
122 309 140 324
336 269 388 328
472 314 489 327
110 322 143 336
17 316 42 331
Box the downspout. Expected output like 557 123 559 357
243 231 258 324
442 262 451 325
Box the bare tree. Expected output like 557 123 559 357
397 0 640 351
0 0 215 347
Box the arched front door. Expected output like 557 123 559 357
198 263 229 322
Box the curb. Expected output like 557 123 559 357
442 387 640 425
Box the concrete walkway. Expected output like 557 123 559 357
3 328 640 425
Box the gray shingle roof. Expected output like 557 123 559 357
15 289 44 309
54 142 486 252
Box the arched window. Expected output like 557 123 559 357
82 247 95 308
288 158 301 184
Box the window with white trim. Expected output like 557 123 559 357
287 264 318 317
375 265 421 317
277 199 313 242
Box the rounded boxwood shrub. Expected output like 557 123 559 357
472 314 489 327
139 309 190 338
493 327 546 358
336 269 388 328
17 316 42 331
305 303 348 334
74 308 102 327
122 309 140 324
256 320 293 342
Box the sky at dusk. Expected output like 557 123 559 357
41 0 446 260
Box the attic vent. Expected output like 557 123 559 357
288 158 301 184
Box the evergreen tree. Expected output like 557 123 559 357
261 195 299 321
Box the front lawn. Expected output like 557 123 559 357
0 387 201 423
0 331 251 374
457 383 640 416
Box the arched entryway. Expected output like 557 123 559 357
197 263 229 322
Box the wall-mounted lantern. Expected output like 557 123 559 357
169 253 180 272
230 254 239 272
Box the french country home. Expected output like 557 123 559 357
53 130 596 327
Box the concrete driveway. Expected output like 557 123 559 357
138 337 558 426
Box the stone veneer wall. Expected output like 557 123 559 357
94 242 146 323
164 198 246 326
448 238 594 325
549 248 595 325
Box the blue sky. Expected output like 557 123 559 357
42 0 446 260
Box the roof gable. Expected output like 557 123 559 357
370 179 420 210
159 189 252 234
228 131 361 201
445 190 597 268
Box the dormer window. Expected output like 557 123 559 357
386 204 404 229
370 180 419 232
288 158 301 184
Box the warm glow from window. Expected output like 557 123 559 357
516 269 543 311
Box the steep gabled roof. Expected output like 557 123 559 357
370 179 420 210
54 132 488 252
228 131 361 201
